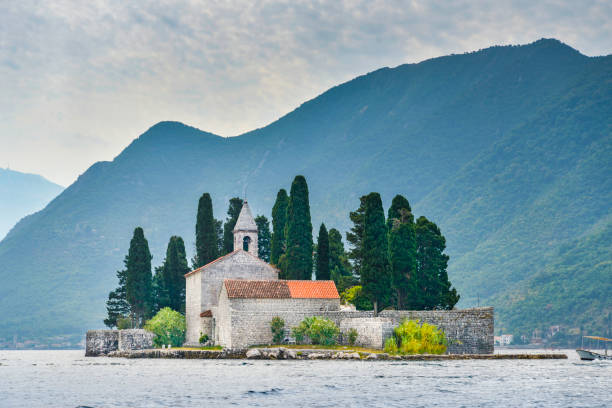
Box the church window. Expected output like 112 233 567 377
243 236 251 252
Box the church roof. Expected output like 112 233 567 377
223 279 339 299
233 201 257 232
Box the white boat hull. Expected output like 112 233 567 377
576 349 612 361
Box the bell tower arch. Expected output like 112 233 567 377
233 201 258 258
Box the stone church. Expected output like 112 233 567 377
185 201 341 348
184 201 494 353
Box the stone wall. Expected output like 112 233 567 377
216 304 493 354
85 329 155 356
339 318 394 349
216 292 341 349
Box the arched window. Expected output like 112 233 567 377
243 236 251 252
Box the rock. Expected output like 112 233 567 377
365 353 378 360
308 352 326 359
266 349 280 359
246 349 261 359
284 349 297 359
348 352 361 360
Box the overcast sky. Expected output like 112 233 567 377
1 0 611 186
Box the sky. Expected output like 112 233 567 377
1 0 611 186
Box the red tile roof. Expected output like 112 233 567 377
287 280 339 299
223 279 339 299
224 280 291 299
200 310 212 317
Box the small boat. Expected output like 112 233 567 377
576 336 612 361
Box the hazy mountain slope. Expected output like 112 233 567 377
493 222 612 336
0 168 63 240
419 55 612 308
0 39 609 345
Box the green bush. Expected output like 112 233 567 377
384 337 398 354
270 317 285 344
116 317 132 330
347 328 358 346
144 307 186 347
292 316 340 346
340 286 373 310
199 333 209 344
384 319 447 355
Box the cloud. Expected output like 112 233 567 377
0 0 610 185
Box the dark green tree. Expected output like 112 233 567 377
346 195 367 276
125 227 153 327
194 193 218 268
255 215 271 262
388 195 417 309
360 193 392 315
270 189 289 267
153 236 189 313
215 219 224 254
285 176 313 280
415 216 460 310
222 197 244 254
104 263 130 328
316 223 330 280
328 228 351 280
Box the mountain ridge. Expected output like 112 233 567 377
0 38 609 345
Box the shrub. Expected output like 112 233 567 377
144 307 186 347
116 317 132 330
199 333 209 344
384 319 447 355
270 317 285 344
384 337 398 354
347 328 358 346
340 286 373 310
292 316 340 346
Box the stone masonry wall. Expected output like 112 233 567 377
217 296 341 349
220 305 493 354
339 318 394 349
85 329 154 356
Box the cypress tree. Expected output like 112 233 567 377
415 216 459 310
346 196 367 276
285 175 313 280
360 193 392 315
270 189 289 267
388 195 417 310
316 223 330 280
153 236 189 313
104 262 130 328
328 228 352 285
255 215 271 262
222 198 244 254
194 193 218 268
125 227 153 327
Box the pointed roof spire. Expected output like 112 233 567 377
233 201 257 232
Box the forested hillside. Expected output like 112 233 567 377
0 39 609 346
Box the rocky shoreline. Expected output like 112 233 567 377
106 347 568 360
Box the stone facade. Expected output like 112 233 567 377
215 284 341 348
86 329 154 356
184 250 278 344
214 302 493 354
339 317 394 349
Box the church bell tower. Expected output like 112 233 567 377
233 201 259 258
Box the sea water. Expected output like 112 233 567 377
0 349 609 407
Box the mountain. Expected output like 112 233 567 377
0 168 63 240
0 39 610 346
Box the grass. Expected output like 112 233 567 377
252 344 383 354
